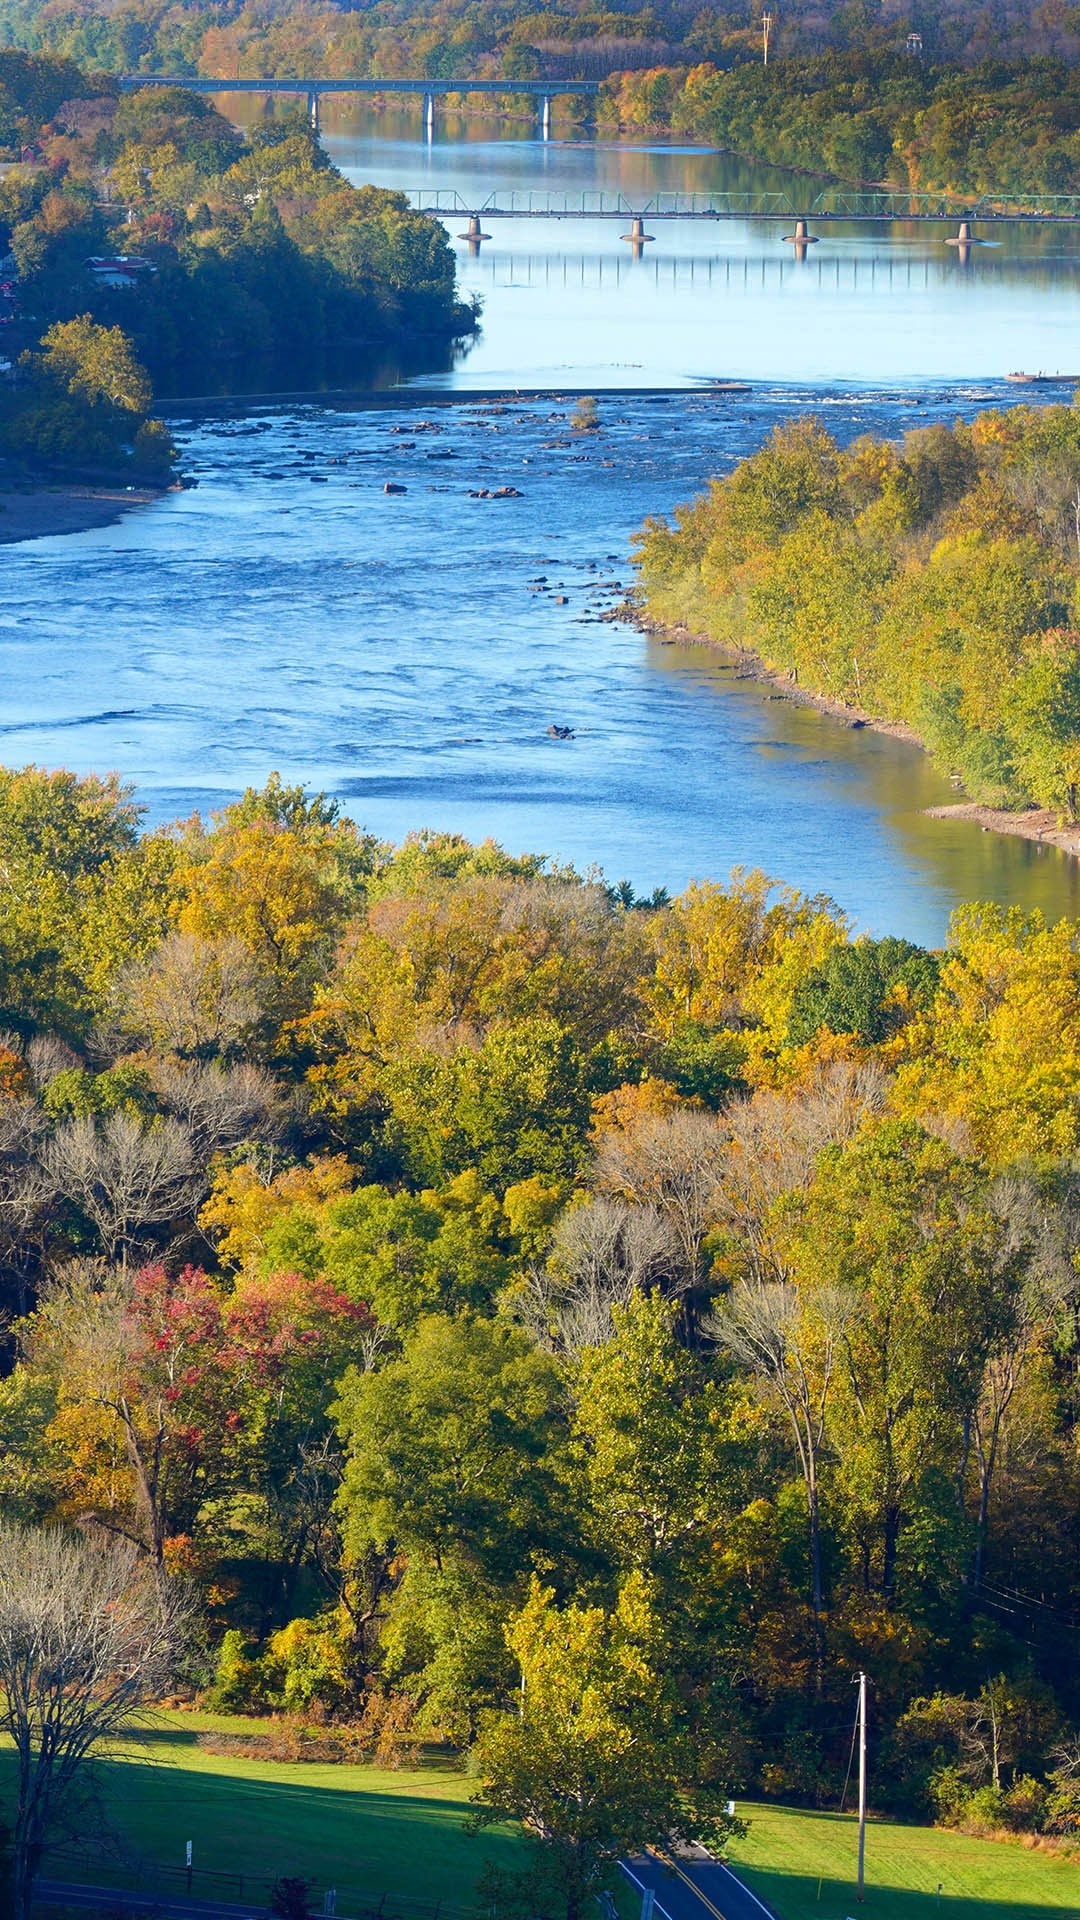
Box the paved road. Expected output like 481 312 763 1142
36 1880 270 1920
622 1848 778 1920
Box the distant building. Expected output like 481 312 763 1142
905 30 924 55
85 254 154 289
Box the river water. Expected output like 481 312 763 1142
4 109 1080 944
322 103 1080 388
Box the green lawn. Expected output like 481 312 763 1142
5 1717 1077 1920
1 1711 517 1919
726 1801 1080 1920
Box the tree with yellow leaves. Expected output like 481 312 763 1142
172 777 378 1029
893 903 1080 1161
471 1573 743 1920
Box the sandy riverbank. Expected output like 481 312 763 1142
0 484 162 545
924 801 1080 858
633 613 1080 860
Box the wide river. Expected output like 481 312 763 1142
5 108 1080 945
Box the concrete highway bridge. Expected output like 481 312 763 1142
119 73 598 137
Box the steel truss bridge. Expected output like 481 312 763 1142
409 186 1080 222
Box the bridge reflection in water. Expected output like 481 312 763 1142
459 244 1080 291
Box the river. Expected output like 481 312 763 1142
320 102 1080 388
4 108 1080 945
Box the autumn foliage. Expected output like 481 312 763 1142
0 767 1078 1859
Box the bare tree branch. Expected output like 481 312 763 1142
0 1522 186 1920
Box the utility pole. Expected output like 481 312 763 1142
762 11 774 64
857 1670 868 1902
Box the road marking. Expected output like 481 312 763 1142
714 1861 776 1920
651 1851 729 1920
620 1861 676 1920
652 1848 778 1920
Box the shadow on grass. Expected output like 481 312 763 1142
0 1743 509 1915
58 1754 512 1908
722 1807 1078 1920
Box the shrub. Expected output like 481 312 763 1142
205 1628 267 1712
270 1878 312 1920
261 1613 353 1716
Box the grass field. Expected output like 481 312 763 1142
0 1711 517 1919
3 1715 1077 1920
726 1801 1080 1920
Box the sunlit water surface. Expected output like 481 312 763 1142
5 385 1080 945
313 103 1080 387
7 111 1080 941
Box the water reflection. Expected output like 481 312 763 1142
217 96 1080 385
458 246 1080 293
650 640 1080 933
314 104 1080 386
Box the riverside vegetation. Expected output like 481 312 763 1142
5 0 1080 197
635 404 1080 820
601 52 1080 199
0 56 474 482
0 769 1079 1915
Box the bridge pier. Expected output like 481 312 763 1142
541 94 551 140
424 91 435 139
458 212 492 251
620 213 655 251
782 216 818 246
308 89 320 136
945 217 981 251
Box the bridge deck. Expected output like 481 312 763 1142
120 74 599 96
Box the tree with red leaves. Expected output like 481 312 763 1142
23 1260 372 1588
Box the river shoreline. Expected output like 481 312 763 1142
0 484 163 545
634 612 1080 862
633 610 922 742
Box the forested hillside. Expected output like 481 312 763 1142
3 0 1080 80
636 403 1080 815
0 766 1078 1893
0 55 473 478
602 54 1080 197
4 1 1080 195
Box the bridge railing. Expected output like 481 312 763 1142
408 188 807 216
119 73 599 96
408 184 1080 220
808 187 971 218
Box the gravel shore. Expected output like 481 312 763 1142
0 484 162 545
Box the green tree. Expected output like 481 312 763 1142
334 1315 570 1731
787 935 940 1047
1002 633 1080 820
335 1315 566 1584
471 1574 743 1920
572 1292 743 1583
786 1120 1020 1604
